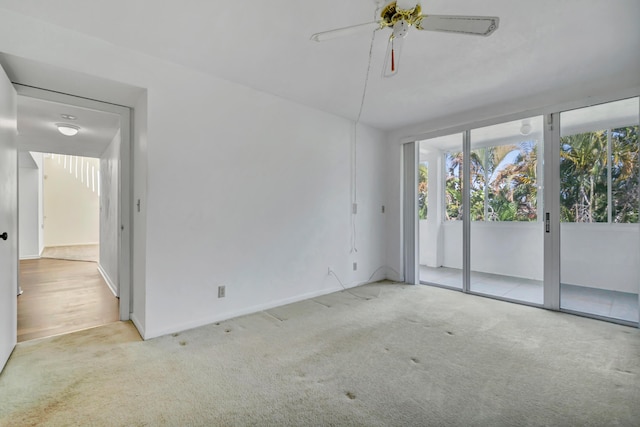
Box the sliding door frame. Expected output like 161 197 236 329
406 92 640 328
462 131 471 293
543 113 561 310
403 141 419 285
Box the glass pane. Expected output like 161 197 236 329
560 98 640 323
469 116 544 304
611 126 639 223
418 133 464 289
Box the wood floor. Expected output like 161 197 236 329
18 258 119 342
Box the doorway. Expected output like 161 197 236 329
15 85 131 340
411 96 640 327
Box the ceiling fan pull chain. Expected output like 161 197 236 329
391 39 395 72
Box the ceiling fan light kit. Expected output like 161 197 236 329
311 1 500 77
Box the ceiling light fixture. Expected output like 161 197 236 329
520 120 532 136
56 123 80 137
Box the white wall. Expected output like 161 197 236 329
43 155 100 247
18 152 43 259
420 220 638 294
0 9 388 339
143 81 387 338
99 131 120 295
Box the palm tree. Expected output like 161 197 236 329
418 163 428 220
445 152 464 220
560 131 608 222
610 126 639 223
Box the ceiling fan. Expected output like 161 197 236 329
311 0 499 77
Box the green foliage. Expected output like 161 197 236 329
611 126 639 223
560 131 608 222
560 126 638 223
445 152 463 220
437 124 637 225
444 142 538 222
418 163 428 220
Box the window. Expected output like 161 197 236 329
469 141 538 221
465 117 542 222
444 151 463 221
560 125 639 223
418 162 428 220
611 126 639 223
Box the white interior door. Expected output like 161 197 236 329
0 64 18 373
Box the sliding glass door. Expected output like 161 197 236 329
418 133 464 289
469 117 544 304
415 97 639 326
558 98 639 323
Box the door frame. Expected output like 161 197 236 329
15 84 132 321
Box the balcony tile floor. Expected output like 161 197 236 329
420 265 639 324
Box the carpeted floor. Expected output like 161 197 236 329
0 282 638 426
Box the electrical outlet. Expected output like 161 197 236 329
381 205 385 214
353 262 358 271
352 203 358 214
218 285 226 298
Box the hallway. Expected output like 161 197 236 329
18 258 118 342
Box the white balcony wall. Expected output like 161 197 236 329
420 221 639 294
561 224 639 294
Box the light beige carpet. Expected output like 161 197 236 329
0 282 639 426
41 244 99 262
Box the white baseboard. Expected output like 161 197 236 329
44 242 99 248
143 284 349 339
130 313 146 340
19 255 40 260
97 264 118 297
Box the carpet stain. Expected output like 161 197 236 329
215 322 221 326
225 329 231 333
446 331 454 336
172 333 180 337
345 391 356 400
410 357 420 364
18 378 83 425
179 341 187 346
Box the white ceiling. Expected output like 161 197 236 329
17 96 120 158
0 0 638 131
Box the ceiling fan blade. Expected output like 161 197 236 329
311 21 380 42
383 35 404 78
416 15 499 36
396 0 420 12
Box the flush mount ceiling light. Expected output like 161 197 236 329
520 119 532 136
56 123 80 136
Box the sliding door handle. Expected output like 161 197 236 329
545 213 550 233
0 232 7 241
